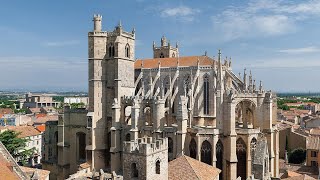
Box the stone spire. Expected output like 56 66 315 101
259 80 263 92
249 70 253 92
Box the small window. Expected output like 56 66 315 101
87 116 92 128
131 163 139 178
311 151 318 157
156 160 160 174
125 44 130 58
160 52 164 58
172 53 175 57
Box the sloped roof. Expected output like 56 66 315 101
0 108 13 114
20 166 50 180
0 126 41 138
282 174 316 180
168 155 221 180
135 56 214 69
0 142 28 180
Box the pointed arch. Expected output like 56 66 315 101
201 140 212 165
76 132 86 162
155 160 161 174
131 163 138 178
125 43 130 58
236 138 247 179
160 52 164 58
216 139 224 180
189 138 197 159
203 74 210 115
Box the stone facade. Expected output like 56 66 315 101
123 137 168 180
45 14 280 180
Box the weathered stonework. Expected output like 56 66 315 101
45 14 280 180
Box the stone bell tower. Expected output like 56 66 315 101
88 14 136 171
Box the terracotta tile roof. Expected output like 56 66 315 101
0 126 41 138
0 155 20 180
20 166 50 180
0 108 13 114
168 155 221 180
33 115 58 124
35 124 45 132
28 108 41 113
135 56 214 69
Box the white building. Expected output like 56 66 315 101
0 126 42 166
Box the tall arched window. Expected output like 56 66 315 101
203 75 209 115
131 163 138 178
189 138 197 159
172 53 175 57
109 43 115 57
216 140 223 180
236 138 247 180
156 160 160 174
76 132 86 161
201 140 212 165
125 44 130 58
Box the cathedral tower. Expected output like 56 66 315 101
88 15 136 171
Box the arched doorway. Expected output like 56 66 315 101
236 138 247 179
76 132 86 162
189 138 197 159
216 139 223 180
201 140 212 165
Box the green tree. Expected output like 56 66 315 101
288 148 306 164
0 130 35 165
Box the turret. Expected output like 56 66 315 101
93 14 102 32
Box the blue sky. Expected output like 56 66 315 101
0 0 320 92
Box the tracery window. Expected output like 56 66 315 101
201 140 212 165
203 75 209 115
160 52 164 58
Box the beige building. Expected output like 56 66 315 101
23 93 60 108
45 14 280 180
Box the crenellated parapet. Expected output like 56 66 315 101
123 137 168 155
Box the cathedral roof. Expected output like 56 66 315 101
168 155 221 180
135 56 214 69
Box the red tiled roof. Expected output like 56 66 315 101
0 108 13 114
0 126 41 138
168 155 220 180
35 124 45 132
20 166 50 180
135 56 214 69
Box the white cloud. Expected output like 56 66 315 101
44 40 80 47
160 6 200 22
278 46 320 54
240 57 320 69
212 0 320 41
